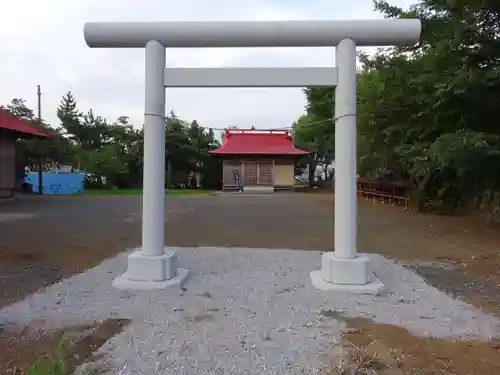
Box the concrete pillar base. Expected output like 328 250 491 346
310 252 384 295
112 249 188 290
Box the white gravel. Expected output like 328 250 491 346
1 246 500 374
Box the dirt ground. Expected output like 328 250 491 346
0 318 129 374
1 192 500 373
324 316 500 375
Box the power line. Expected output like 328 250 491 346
291 117 336 127
195 116 335 132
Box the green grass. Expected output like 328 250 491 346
27 358 66 375
26 334 68 375
81 188 216 196
26 334 102 375
27 355 100 375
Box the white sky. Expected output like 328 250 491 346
0 0 415 131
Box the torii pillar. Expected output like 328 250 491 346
83 19 421 292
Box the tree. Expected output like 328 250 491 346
57 92 113 175
297 0 500 215
186 120 221 189
292 114 334 185
105 117 143 188
4 98 36 120
164 111 193 186
1 99 74 179
57 92 82 143
5 94 224 192
361 0 500 213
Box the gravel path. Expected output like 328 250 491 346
1 247 500 374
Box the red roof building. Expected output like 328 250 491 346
0 109 52 198
209 128 310 191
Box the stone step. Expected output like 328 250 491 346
241 185 275 194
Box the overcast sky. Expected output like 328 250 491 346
0 0 414 132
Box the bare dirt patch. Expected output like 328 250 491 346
0 318 129 374
327 317 500 375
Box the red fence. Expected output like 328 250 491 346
356 177 410 209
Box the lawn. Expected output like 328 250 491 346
82 188 216 196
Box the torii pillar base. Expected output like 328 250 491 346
310 253 384 295
112 249 188 291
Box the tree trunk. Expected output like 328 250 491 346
308 157 316 187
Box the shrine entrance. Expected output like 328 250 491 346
83 19 421 292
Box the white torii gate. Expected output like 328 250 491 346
84 19 421 293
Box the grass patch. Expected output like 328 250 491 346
26 333 69 375
3 319 129 375
321 340 387 375
81 188 216 196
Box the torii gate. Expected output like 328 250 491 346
84 19 421 293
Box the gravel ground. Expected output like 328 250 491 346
1 246 499 374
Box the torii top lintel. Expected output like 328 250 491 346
83 19 421 48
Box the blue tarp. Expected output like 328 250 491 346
24 172 85 195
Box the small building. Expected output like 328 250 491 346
208 128 310 191
0 109 52 198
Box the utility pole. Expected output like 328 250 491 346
37 85 43 195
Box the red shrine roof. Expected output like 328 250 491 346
0 109 53 137
209 128 310 156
